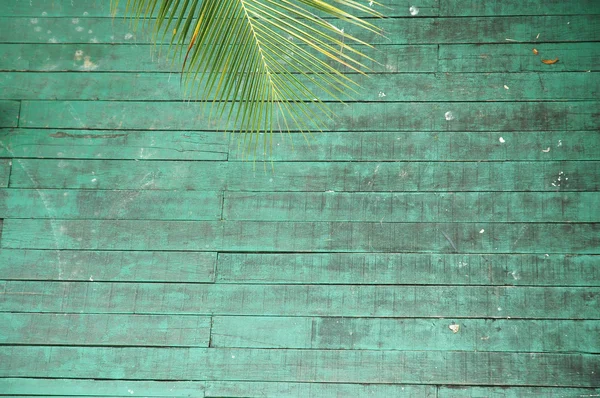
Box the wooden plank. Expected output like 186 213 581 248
223 192 600 222
1 16 597 45
439 43 600 73
211 317 600 353
440 0 600 16
0 100 19 127
229 131 600 162
216 253 600 286
0 346 597 386
2 219 599 254
5 129 598 162
205 381 437 397
225 161 599 192
19 101 598 131
9 159 227 190
3 72 598 101
1 281 598 319
439 387 600 398
0 378 206 397
9 160 600 192
0 159 10 188
0 249 216 282
0 189 223 220
0 1 427 18
0 313 211 347
0 128 229 160
0 43 438 73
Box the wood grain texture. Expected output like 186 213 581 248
439 43 600 72
0 249 216 282
0 43 439 73
0 313 211 347
2 16 597 44
0 346 598 386
0 100 19 127
3 72 598 101
0 128 229 160
228 131 600 161
211 316 600 353
2 219 599 253
1 0 599 394
0 188 223 220
223 192 600 222
19 101 599 131
8 160 600 192
1 282 598 319
0 378 207 397
216 253 600 286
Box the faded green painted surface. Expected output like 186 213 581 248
0 0 598 396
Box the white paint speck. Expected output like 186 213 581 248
47 30 52 34
41 11 48 16
557 140 562 147
48 37 58 43
409 6 419 16
479 229 485 234
72 18 79 24
91 178 97 182
128 390 134 395
444 111 454 121
542 147 551 153
499 137 505 143
30 18 39 24
89 37 98 43
89 276 94 281
231 355 235 359
510 271 520 280
497 307 502 311
449 324 460 333
75 26 84 32
503 85 509 90
378 91 386 98
88 29 93 34
63 192 69 197
83 11 89 16
34 26 42 32
125 33 134 40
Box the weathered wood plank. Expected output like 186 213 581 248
3 72 598 101
226 161 598 192
205 381 436 397
9 160 599 192
10 159 227 190
438 387 600 397
0 100 19 127
0 43 438 73
223 192 600 222
0 188 223 220
0 378 207 397
216 253 600 286
3 219 599 254
1 16 596 44
19 101 598 131
1 282 598 319
0 128 229 160
0 347 597 386
439 43 600 73
0 313 211 347
439 0 600 16
0 159 10 188
0 1 425 18
230 131 600 161
211 317 600 353
0 249 216 282
5 129 598 162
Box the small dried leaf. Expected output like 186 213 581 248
541 58 559 64
449 324 460 334
532 48 539 55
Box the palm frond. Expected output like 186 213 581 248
112 0 384 156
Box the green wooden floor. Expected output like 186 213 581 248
1 0 599 397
